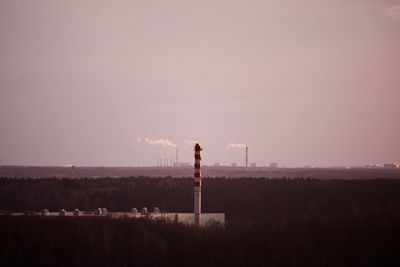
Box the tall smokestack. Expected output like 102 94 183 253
246 146 248 171
194 143 202 226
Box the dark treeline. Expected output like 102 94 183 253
2 165 400 179
1 214 399 267
1 177 400 220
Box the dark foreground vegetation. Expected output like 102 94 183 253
1 214 400 267
1 177 400 220
1 177 400 266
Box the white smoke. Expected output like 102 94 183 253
226 142 247 149
137 136 177 148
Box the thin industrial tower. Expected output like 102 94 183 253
194 143 202 226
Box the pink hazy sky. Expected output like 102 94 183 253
0 0 399 167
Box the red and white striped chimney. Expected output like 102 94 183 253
194 143 202 225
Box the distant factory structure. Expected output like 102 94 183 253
245 146 248 170
157 158 176 167
269 162 279 168
154 146 180 167
358 162 399 169
383 163 400 169
364 163 380 169
20 143 225 226
176 162 191 167
157 159 191 167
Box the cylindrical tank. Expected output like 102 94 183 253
94 208 102 215
141 207 148 215
59 209 67 216
73 209 81 216
101 208 108 215
41 209 49 216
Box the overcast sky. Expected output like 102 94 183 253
1 0 399 167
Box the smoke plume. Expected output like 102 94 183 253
226 142 247 149
137 136 177 148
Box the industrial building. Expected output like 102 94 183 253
269 162 279 168
24 143 225 226
384 163 400 169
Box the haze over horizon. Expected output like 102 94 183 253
1 0 399 167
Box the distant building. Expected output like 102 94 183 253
176 162 190 167
231 163 239 167
41 209 49 216
383 163 399 169
269 162 278 168
250 162 257 167
73 209 81 216
364 164 380 169
213 162 223 167
141 207 148 215
59 209 67 216
94 208 102 215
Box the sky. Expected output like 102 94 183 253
0 0 399 167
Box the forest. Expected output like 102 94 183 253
1 213 400 267
1 177 400 220
1 177 400 266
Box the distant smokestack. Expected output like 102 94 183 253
246 146 248 171
176 146 179 167
194 143 202 226
226 142 248 169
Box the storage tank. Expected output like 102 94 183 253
59 209 67 216
73 209 81 216
94 208 102 215
141 207 148 215
41 209 49 216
